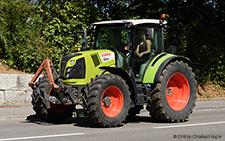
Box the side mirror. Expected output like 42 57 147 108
79 38 90 51
79 38 87 43
168 45 177 54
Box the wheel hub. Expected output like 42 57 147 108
166 87 173 96
102 96 111 108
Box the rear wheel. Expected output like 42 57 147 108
86 74 131 127
147 61 197 122
31 74 74 122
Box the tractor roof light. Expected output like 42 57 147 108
125 46 130 51
161 14 166 20
160 13 166 25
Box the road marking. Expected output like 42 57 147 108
0 133 85 141
153 121 225 129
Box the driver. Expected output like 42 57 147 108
134 30 152 78
135 30 151 59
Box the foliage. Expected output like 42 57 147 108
0 0 100 72
35 0 101 66
162 0 225 86
0 0 224 86
0 0 48 72
125 0 225 86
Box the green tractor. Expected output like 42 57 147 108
29 15 197 127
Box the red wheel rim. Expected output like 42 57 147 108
166 73 190 111
101 86 124 118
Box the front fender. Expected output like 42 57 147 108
143 53 192 84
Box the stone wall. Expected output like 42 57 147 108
0 74 35 105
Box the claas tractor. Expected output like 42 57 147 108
29 14 197 127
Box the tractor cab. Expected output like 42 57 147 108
92 19 167 82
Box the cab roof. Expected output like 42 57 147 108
93 19 167 26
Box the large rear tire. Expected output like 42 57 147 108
86 74 131 127
31 74 74 122
147 61 197 122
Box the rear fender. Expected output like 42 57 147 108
143 53 193 84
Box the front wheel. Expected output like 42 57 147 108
147 61 197 122
86 74 131 127
31 75 74 122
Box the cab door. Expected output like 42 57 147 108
132 26 163 82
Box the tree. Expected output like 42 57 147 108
0 0 47 72
36 0 101 65
163 0 225 86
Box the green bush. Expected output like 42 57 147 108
0 0 49 72
0 0 100 72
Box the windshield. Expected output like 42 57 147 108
95 26 131 52
95 26 131 69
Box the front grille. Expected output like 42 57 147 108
60 53 81 78
66 58 85 79
60 61 67 78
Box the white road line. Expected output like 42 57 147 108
153 121 225 129
0 133 85 141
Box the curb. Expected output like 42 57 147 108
0 115 29 121
197 97 225 101
194 99 225 110
194 106 225 110
0 103 31 108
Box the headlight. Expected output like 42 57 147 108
70 60 75 65
66 67 72 73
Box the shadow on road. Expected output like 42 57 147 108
25 115 54 126
24 114 156 128
25 114 94 127
125 116 156 123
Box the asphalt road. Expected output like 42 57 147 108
0 103 225 141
